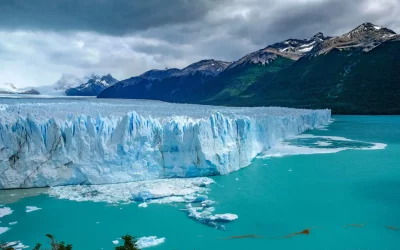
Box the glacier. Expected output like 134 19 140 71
0 98 331 189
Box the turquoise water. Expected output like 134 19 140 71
1 116 400 249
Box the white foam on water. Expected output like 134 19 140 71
0 207 13 218
8 221 17 225
259 134 386 158
26 206 42 213
0 227 9 235
137 236 165 249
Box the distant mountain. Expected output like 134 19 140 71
33 74 84 95
0 83 40 95
98 60 231 101
66 74 118 96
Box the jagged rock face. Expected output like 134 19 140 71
227 50 278 70
174 59 231 76
228 33 330 70
312 22 400 54
65 74 118 96
265 32 330 60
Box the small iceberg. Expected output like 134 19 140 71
183 204 238 229
26 206 42 213
0 227 9 235
0 207 13 218
138 202 148 208
137 236 165 249
2 241 29 249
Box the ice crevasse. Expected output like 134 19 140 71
0 99 331 188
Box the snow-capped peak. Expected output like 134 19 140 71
174 59 231 76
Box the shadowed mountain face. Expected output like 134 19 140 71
98 23 400 114
66 74 118 96
98 59 231 101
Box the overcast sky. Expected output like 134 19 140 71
0 0 399 87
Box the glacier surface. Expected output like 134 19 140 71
0 98 331 188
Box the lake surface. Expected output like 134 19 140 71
1 115 399 250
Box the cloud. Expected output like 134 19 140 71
0 0 399 87
0 0 225 35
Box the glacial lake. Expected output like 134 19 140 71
1 115 400 250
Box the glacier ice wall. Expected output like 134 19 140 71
0 99 330 188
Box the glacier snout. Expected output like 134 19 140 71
0 100 331 189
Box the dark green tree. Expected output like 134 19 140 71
115 235 140 250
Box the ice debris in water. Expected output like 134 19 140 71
0 98 331 188
2 241 29 249
136 236 166 249
26 206 42 213
0 207 13 218
112 240 119 245
259 134 387 158
8 221 17 225
182 204 238 230
48 177 214 204
0 227 9 235
138 202 148 208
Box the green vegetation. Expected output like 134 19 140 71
0 234 140 250
115 235 141 250
202 41 400 114
192 56 294 104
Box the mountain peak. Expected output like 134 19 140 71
312 32 325 39
346 22 396 39
176 59 231 76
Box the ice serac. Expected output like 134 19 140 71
0 99 330 189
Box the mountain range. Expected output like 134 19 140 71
98 22 400 114
1 73 118 96
65 74 118 96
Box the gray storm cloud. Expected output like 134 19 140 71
0 0 399 87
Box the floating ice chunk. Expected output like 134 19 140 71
235 178 239 181
138 202 148 208
9 221 17 225
0 207 13 218
136 236 166 249
183 204 237 229
3 241 29 249
0 227 9 234
112 240 119 245
26 206 42 213
209 213 238 221
201 200 216 207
